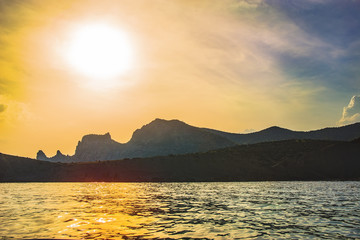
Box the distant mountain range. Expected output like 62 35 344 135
2 138 360 182
37 119 360 162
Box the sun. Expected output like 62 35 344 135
65 23 134 80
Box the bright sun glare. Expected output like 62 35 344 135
66 23 134 80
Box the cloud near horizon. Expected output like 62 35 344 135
338 95 360 126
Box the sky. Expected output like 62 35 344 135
0 0 359 158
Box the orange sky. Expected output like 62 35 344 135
0 0 359 158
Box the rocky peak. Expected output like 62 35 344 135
73 132 122 161
258 126 293 134
150 118 187 127
129 119 190 144
55 150 64 157
36 150 47 160
80 132 112 143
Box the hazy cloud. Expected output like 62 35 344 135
0 104 7 122
0 103 6 112
338 95 360 125
241 128 256 134
265 0 360 92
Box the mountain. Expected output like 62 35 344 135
203 122 360 144
73 132 123 162
36 150 47 160
124 119 235 158
37 119 360 162
3 138 360 182
38 119 236 162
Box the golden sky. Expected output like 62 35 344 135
1 0 359 157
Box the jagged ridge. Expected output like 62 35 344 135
37 119 360 162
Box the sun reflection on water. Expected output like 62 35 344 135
54 183 160 239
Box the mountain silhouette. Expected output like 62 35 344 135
203 123 360 144
37 119 360 162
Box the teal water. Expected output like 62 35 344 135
0 182 359 239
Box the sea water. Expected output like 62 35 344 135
0 182 359 239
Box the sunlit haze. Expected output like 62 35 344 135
0 0 359 158
65 23 134 82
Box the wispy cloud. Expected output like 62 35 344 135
241 128 256 134
265 0 360 91
338 95 360 125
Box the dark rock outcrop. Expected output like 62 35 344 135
37 149 72 162
36 150 47 161
52 150 71 162
73 132 123 162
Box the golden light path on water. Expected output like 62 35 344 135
2 183 163 239
1 182 360 239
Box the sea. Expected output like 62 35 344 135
0 182 359 239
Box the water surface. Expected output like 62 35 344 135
0 182 359 239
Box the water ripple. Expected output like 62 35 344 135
0 182 359 239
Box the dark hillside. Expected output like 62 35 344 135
2 139 359 182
